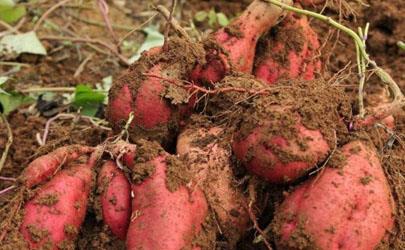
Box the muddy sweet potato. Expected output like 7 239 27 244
191 0 292 84
107 39 205 145
233 114 329 183
177 122 249 246
230 78 347 183
20 163 94 249
126 141 208 250
20 145 94 188
98 161 131 240
272 141 395 249
254 11 321 85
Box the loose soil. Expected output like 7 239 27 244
0 0 403 249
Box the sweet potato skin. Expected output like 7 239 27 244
177 126 249 246
20 164 93 249
126 155 208 250
191 0 292 84
20 145 93 188
273 141 395 249
233 118 329 183
98 161 131 240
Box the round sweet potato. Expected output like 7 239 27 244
107 39 205 145
273 141 395 249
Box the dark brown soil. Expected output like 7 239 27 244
0 0 403 249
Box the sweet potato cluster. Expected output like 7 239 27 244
10 0 397 249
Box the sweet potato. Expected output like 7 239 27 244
233 116 329 183
230 78 348 183
254 11 321 85
191 0 292 84
20 163 93 249
98 161 131 240
272 141 395 249
126 141 208 250
107 39 205 145
20 145 94 188
177 123 249 246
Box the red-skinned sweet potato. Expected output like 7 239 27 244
254 11 321 85
98 161 131 240
20 163 94 249
108 39 204 145
177 123 249 246
191 0 292 84
273 141 395 249
126 143 208 250
233 116 330 183
229 77 349 183
20 145 94 188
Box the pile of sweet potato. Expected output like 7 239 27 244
3 0 399 249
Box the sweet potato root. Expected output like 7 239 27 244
177 123 249 246
272 141 395 249
20 145 94 188
191 0 292 84
254 11 321 85
20 163 94 249
126 141 208 250
98 161 131 240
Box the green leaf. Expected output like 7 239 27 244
0 31 47 59
128 25 164 63
0 92 34 115
207 9 217 27
0 5 26 24
194 11 208 22
72 84 106 117
216 12 229 27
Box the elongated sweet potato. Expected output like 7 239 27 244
254 11 321 85
126 142 208 250
177 123 249 246
191 0 292 84
98 161 131 240
272 141 395 249
20 163 93 249
20 145 94 188
108 39 205 145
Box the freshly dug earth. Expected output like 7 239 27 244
0 0 404 250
